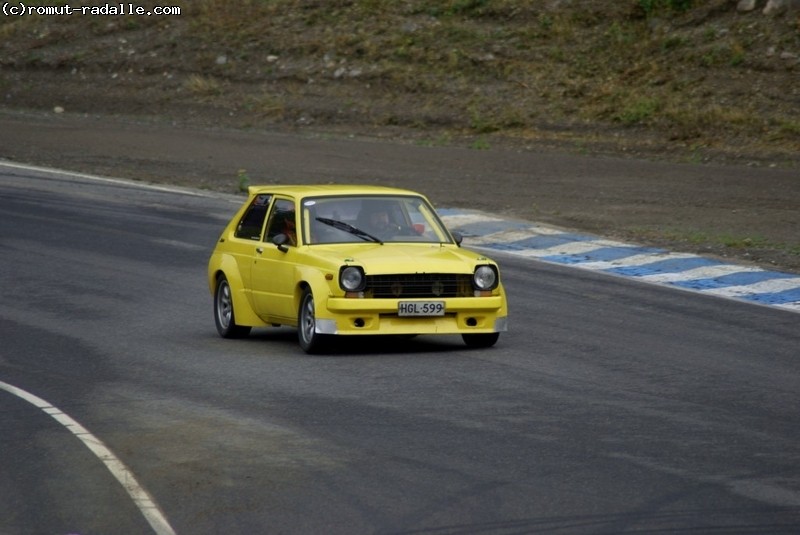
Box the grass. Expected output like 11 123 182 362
635 227 800 257
243 93 286 119
236 169 250 193
638 0 694 16
184 75 222 97
616 97 661 126
777 120 800 138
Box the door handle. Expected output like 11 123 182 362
256 247 264 254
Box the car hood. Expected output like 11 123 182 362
309 243 490 275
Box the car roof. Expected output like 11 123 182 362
248 184 423 198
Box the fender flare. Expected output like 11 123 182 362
209 253 268 328
293 266 337 321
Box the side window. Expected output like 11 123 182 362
235 194 271 240
265 198 297 245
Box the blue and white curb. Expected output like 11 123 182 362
439 209 800 314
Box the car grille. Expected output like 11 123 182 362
366 274 473 298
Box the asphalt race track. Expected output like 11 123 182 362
1 164 799 534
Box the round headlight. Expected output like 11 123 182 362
340 266 365 292
473 265 498 291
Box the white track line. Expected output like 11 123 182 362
0 380 176 535
0 159 208 197
637 264 766 283
702 277 800 297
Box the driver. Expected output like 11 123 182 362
367 209 391 233
358 202 399 238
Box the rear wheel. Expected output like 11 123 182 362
214 274 251 339
462 332 499 348
298 287 329 354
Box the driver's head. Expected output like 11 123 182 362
368 209 390 230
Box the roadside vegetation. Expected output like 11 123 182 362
1 0 798 163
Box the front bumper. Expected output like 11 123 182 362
316 296 508 336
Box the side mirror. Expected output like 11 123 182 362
272 233 289 252
451 231 463 246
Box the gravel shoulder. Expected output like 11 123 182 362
1 108 798 274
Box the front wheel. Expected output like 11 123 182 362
462 332 499 349
297 287 329 354
214 275 251 339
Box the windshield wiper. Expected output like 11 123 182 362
316 217 383 244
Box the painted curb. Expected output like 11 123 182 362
439 209 800 314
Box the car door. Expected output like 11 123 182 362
224 193 272 296
250 197 299 321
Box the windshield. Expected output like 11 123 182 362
301 195 453 245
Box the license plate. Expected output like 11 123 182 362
398 301 445 316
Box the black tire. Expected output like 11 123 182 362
461 332 500 348
297 287 329 354
214 274 251 339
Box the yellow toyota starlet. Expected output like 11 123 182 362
208 185 508 353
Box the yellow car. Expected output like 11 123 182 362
207 185 508 353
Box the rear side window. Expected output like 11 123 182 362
235 194 271 240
